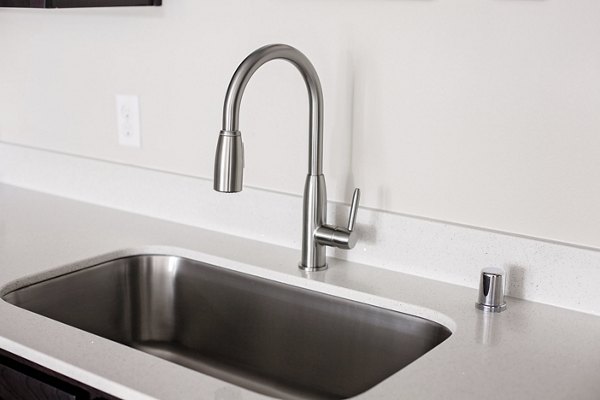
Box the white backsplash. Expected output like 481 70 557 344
1 142 599 315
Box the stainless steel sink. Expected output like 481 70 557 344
2 255 451 399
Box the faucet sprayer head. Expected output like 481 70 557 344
214 130 244 192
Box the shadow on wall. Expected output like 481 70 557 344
342 50 356 204
506 265 526 298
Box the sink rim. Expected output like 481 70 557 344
0 247 457 334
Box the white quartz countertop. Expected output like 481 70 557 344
1 184 599 400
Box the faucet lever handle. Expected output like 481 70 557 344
347 188 360 231
314 188 361 250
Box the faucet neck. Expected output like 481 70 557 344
222 44 324 176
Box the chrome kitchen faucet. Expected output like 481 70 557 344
213 44 360 271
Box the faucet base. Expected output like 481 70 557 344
298 262 328 272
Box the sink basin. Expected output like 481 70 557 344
3 255 451 399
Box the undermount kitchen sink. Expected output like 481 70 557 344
2 255 451 399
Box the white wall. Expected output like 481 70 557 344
1 0 599 250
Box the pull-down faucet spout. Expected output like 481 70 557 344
214 44 360 271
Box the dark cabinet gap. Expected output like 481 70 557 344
0 0 161 8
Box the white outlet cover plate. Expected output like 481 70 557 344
116 94 141 148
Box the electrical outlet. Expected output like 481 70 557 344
116 94 141 148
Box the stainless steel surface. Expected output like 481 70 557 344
213 43 362 271
220 44 323 175
3 255 451 400
476 267 507 312
214 130 244 193
347 188 360 231
301 174 328 270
